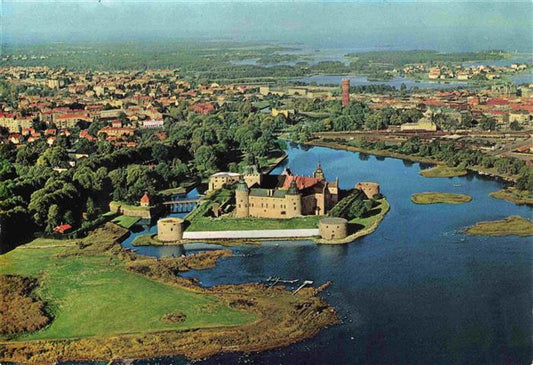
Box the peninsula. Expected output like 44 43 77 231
0 223 337 363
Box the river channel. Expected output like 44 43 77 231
129 143 532 365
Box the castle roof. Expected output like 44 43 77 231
281 175 322 191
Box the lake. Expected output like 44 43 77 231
291 75 469 90
130 143 532 365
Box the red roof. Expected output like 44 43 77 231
56 113 89 119
486 98 509 106
281 176 322 190
54 223 72 233
140 192 150 203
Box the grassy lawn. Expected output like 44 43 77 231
490 187 533 206
420 165 468 178
111 215 141 229
186 216 321 232
0 239 255 341
411 192 472 204
463 216 533 236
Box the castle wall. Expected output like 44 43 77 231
244 174 262 188
248 195 300 219
301 195 317 215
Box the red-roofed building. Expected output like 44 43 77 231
281 175 323 191
140 192 151 207
190 102 216 115
54 223 72 234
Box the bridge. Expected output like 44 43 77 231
162 198 203 213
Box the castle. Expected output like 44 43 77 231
209 164 339 219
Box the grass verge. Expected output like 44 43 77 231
186 216 320 232
111 215 141 229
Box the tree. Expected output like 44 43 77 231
36 146 68 167
151 143 169 161
509 120 522 131
480 116 497 131
86 197 96 220
46 204 60 233
63 210 74 225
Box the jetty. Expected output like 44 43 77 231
293 280 314 295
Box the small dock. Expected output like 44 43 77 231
293 280 314 295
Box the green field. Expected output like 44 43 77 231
111 215 141 229
0 238 255 341
463 216 533 236
186 216 320 232
411 192 472 205
420 165 468 178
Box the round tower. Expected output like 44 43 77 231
285 180 302 218
157 218 184 242
235 179 249 218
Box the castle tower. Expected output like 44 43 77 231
313 163 325 180
285 180 302 218
242 157 263 187
235 179 249 217
342 78 350 107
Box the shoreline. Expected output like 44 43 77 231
0 224 338 364
305 139 519 183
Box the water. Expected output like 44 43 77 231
291 75 469 90
120 188 228 257
130 144 532 364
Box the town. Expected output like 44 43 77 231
0 37 532 365
0 50 531 244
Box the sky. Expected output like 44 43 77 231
2 1 532 52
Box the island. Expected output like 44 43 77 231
132 164 389 245
420 165 468 178
411 192 473 204
462 216 533 236
489 187 533 206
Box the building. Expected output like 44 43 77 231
342 79 350 107
271 108 294 119
208 172 241 191
157 218 184 241
53 223 72 234
319 217 348 240
400 111 437 132
97 126 135 138
140 192 151 207
54 113 91 129
141 119 164 129
234 164 339 219
355 182 380 199
0 113 33 133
